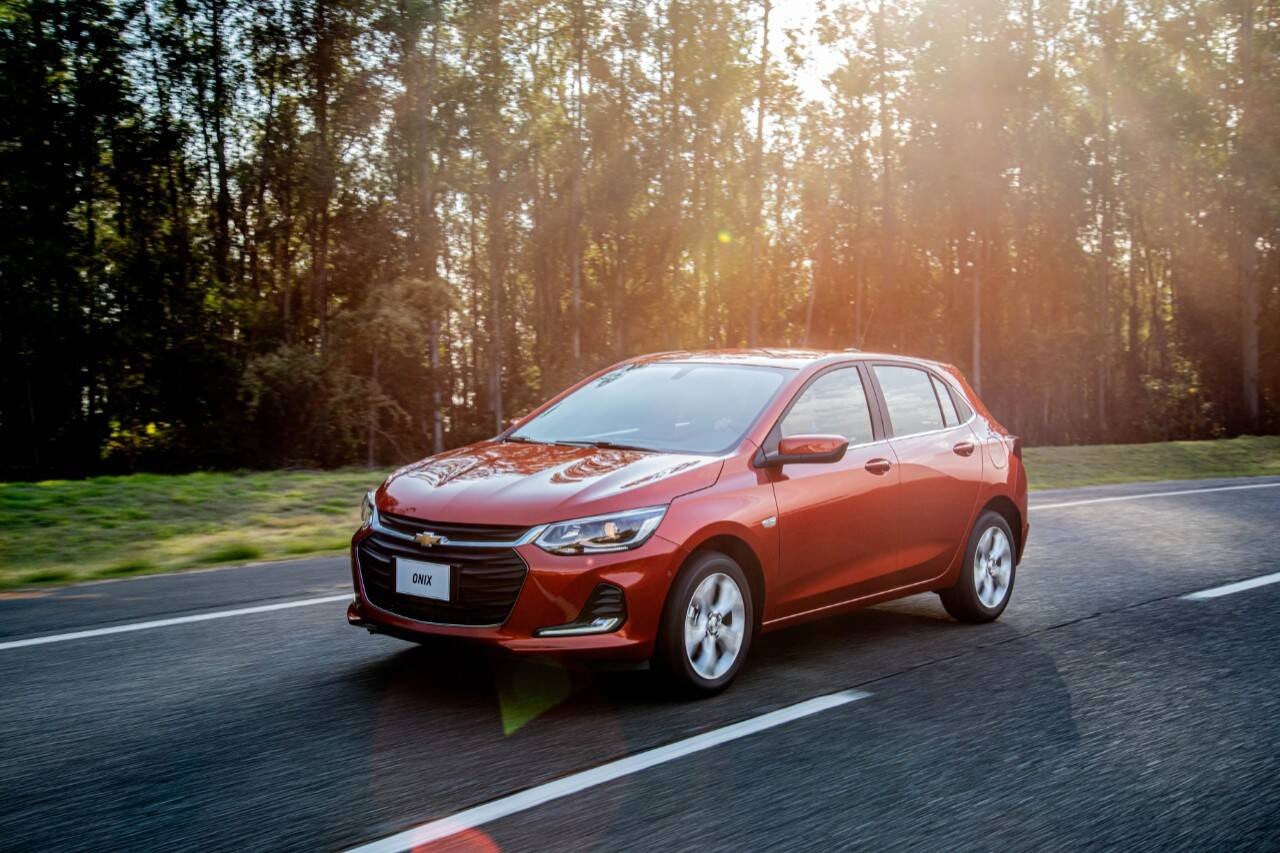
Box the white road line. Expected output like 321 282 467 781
1183 571 1280 601
0 595 352 652
344 689 871 853
1030 481 1280 512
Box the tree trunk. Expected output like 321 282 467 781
569 0 585 373
854 253 865 346
804 259 817 346
430 319 444 453
484 6 505 433
312 0 334 351
211 0 231 289
873 0 895 320
613 238 626 357
1237 0 1260 431
367 350 379 467
746 0 770 346
972 232 982 393
1127 212 1142 428
487 167 504 433
1095 3 1116 436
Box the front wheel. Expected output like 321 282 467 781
938 510 1016 623
655 551 754 697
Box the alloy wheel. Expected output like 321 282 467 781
683 572 746 680
973 526 1013 609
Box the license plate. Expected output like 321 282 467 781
395 558 452 602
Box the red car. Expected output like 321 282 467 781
348 349 1028 694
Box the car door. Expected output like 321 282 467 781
768 364 902 617
871 363 984 585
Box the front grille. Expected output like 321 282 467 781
378 512 530 543
357 529 528 626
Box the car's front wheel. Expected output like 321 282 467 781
938 510 1017 623
655 551 753 696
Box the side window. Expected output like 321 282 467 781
874 365 945 436
932 375 960 426
780 367 874 445
951 387 974 422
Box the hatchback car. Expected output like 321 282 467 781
348 349 1028 694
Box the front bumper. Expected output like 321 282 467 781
348 528 682 661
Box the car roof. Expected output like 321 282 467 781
636 348 950 371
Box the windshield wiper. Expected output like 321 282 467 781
559 439 656 452
506 435 620 449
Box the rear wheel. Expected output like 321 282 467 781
938 510 1016 623
655 551 753 696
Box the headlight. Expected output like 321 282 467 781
360 491 376 527
534 506 667 555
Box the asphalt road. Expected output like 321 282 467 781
2 476 1279 852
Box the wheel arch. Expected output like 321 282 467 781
980 495 1024 563
683 534 767 630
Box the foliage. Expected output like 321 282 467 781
239 345 370 466
1 0 1278 478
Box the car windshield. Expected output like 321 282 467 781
510 362 792 454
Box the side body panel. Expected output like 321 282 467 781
768 439 901 615
748 360 904 617
863 359 986 586
653 449 783 621
756 357 1027 632
882 424 984 584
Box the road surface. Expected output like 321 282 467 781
2 476 1279 852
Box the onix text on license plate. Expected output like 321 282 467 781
395 558 452 602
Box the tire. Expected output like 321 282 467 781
938 510 1017 623
655 551 754 697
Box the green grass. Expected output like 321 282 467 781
1 436 1277 589
1025 435 1280 490
0 468 383 589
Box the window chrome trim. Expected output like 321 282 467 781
880 418 977 443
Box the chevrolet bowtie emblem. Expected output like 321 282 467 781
414 532 443 548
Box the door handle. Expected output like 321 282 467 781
953 441 976 457
864 458 892 475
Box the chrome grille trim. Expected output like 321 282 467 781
369 511 546 549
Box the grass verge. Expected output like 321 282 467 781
1024 435 1280 490
1 436 1277 588
0 468 382 589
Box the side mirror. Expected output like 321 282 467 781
759 434 849 467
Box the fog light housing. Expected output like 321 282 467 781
535 583 627 637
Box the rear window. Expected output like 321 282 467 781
874 365 945 436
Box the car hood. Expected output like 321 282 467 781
377 441 724 527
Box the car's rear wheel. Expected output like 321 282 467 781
655 551 753 696
938 510 1016 623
